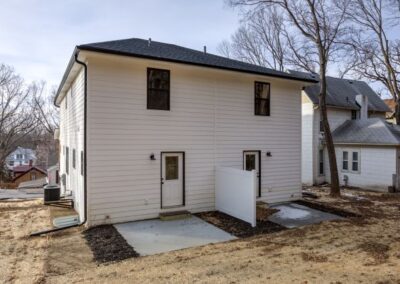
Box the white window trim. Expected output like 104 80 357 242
341 149 361 174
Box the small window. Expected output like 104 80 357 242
147 68 170 110
66 147 69 174
72 149 76 169
342 151 349 171
352 152 359 171
80 151 84 176
31 172 36 180
351 110 358 120
255 82 270 116
9 161 14 166
319 149 324 175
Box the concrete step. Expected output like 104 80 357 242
159 210 191 221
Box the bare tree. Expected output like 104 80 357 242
345 0 400 122
228 0 350 197
0 64 38 181
218 6 289 71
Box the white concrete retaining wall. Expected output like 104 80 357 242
215 167 257 227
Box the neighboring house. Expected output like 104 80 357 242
12 166 47 187
299 73 393 191
55 37 317 226
329 118 400 192
6 147 36 168
383 98 396 123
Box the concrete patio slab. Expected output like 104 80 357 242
268 202 342 228
114 216 237 256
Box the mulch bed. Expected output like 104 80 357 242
196 211 286 238
295 199 361 218
83 225 139 263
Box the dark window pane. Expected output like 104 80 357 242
352 152 358 161
81 151 84 176
255 82 270 116
343 151 348 160
351 110 358 120
66 147 69 174
343 161 348 170
352 161 358 171
72 149 76 169
166 156 179 180
245 154 256 171
148 90 169 110
147 68 170 110
319 149 324 175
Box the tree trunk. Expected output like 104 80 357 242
395 98 400 125
319 68 341 197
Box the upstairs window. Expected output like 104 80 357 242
255 82 270 116
147 68 170 110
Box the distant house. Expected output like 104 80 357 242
298 72 396 192
12 166 47 187
383 98 396 123
6 147 36 168
54 37 317 226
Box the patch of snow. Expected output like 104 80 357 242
343 192 368 201
274 205 311 220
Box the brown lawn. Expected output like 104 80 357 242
1 187 400 284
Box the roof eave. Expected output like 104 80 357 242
77 45 319 84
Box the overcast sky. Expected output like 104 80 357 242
0 0 239 88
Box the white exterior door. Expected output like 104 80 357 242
161 152 184 208
244 151 261 197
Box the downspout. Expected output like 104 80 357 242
30 51 88 236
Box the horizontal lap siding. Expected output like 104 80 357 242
59 69 85 219
86 54 302 226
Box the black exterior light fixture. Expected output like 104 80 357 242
150 153 156 160
266 152 272 157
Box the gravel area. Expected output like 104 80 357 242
196 211 286 238
83 225 139 263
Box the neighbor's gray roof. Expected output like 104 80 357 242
332 118 400 145
77 38 318 83
289 70 389 112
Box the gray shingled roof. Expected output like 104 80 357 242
77 38 317 83
332 118 400 145
288 70 389 112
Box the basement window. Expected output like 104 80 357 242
147 68 170 110
255 82 270 116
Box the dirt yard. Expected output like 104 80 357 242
1 187 400 283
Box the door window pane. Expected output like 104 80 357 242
245 154 256 171
166 156 179 180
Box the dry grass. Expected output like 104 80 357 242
1 187 400 283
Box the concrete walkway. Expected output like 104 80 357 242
268 203 342 228
114 216 236 256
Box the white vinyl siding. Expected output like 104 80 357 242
59 69 85 219
301 93 314 185
85 53 303 226
326 146 396 192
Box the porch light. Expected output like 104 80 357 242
150 153 156 160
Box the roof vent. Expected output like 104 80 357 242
203 46 207 54
148 38 152 47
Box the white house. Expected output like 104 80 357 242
6 147 36 168
55 38 317 226
299 73 395 192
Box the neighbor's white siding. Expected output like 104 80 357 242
301 93 314 185
325 146 396 191
59 69 85 219
85 53 304 226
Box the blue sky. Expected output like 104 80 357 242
0 0 239 87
